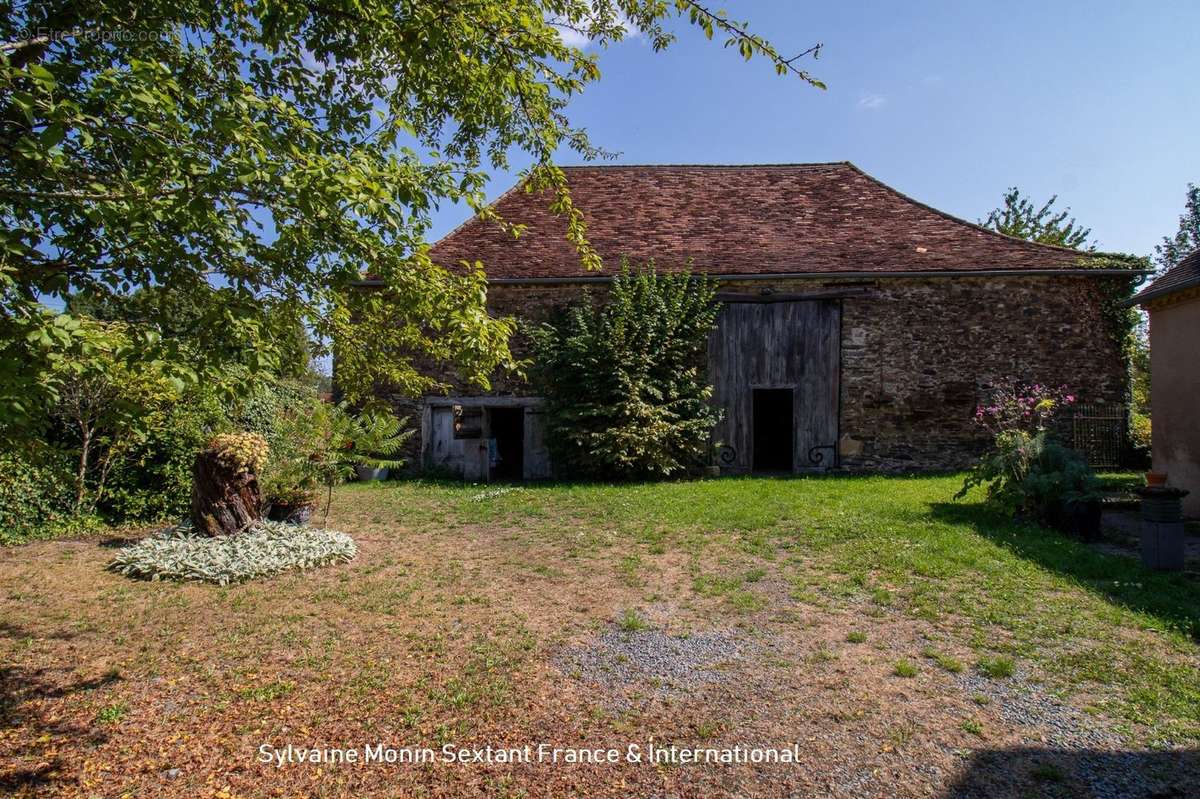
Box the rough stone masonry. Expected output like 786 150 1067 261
377 273 1127 473
362 163 1136 475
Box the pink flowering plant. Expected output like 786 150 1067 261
956 383 1095 519
972 383 1076 438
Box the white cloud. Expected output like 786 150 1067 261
552 22 592 48
300 48 331 74
549 7 639 50
857 93 887 111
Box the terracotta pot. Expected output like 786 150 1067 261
1145 472 1168 487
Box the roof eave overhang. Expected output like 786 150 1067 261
353 267 1152 288
1128 276 1200 306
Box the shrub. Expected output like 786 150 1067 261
958 430 1099 522
1128 332 1151 461
0 451 77 544
104 378 319 524
531 263 722 480
101 386 229 523
957 429 1048 513
40 319 181 516
1128 410 1151 464
971 382 1075 438
957 383 1097 524
232 378 320 455
108 520 357 585
1021 439 1101 519
238 380 324 510
259 401 411 521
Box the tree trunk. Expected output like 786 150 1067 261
74 427 90 514
189 449 262 536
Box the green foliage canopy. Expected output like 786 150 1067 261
0 1 823 424
1154 183 1200 271
981 187 1093 250
67 286 313 380
531 264 722 479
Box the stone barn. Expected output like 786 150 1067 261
362 163 1143 479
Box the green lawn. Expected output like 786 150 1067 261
345 472 1200 744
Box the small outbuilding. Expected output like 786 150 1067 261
1131 250 1200 518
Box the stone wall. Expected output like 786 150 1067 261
834 275 1128 470
371 274 1129 474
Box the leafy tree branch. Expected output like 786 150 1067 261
1154 182 1200 272
0 0 822 427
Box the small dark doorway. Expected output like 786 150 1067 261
489 408 525 481
752 388 794 473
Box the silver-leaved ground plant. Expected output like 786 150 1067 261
108 520 356 585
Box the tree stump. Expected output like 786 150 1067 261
190 449 263 536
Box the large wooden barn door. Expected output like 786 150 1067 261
708 300 840 473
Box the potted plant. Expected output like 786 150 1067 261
257 406 324 525
257 401 411 525
260 458 322 525
355 463 390 482
264 484 321 525
306 402 411 523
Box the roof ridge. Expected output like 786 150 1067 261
559 161 1099 260
426 162 857 258
558 161 851 170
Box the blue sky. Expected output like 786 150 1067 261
428 0 1200 258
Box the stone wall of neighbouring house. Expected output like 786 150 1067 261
370 273 1130 473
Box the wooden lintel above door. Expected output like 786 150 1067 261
715 287 877 304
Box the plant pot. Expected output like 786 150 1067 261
1041 502 1065 532
1145 472 1168 488
355 465 390 482
267 502 316 525
1063 499 1102 542
1137 487 1189 571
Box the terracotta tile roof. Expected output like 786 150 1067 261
1131 250 1200 304
427 162 1096 279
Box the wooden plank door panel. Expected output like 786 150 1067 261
708 299 840 472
